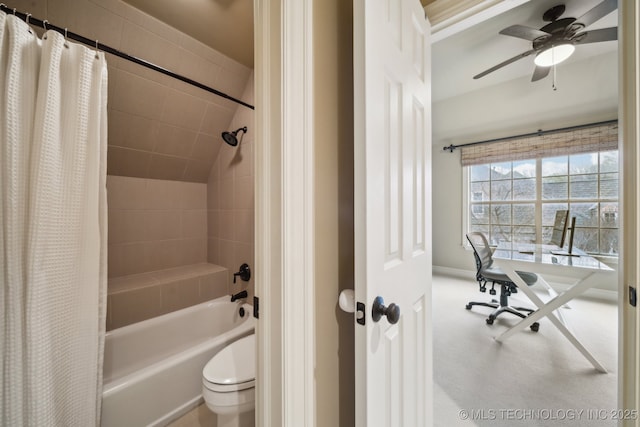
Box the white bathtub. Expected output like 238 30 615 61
101 297 255 427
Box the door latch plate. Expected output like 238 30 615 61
356 301 366 325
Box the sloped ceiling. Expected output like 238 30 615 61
122 0 254 68
103 0 253 183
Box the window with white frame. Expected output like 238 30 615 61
467 150 619 256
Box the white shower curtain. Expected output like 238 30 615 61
0 12 108 426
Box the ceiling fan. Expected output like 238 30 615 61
473 0 618 82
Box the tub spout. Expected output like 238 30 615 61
231 290 248 302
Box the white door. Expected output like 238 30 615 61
353 0 432 426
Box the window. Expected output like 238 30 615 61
467 151 619 256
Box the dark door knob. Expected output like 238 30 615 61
371 296 400 324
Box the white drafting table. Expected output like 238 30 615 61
492 242 614 373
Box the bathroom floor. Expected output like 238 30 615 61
167 403 215 427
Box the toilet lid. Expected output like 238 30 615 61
203 334 255 387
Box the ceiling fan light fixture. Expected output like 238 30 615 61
534 44 576 67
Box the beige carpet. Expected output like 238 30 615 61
433 274 618 427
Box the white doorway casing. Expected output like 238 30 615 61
253 0 315 426
619 0 640 421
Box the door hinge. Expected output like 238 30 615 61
629 286 637 307
253 296 260 318
356 301 366 325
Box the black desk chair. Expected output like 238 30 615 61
465 232 540 332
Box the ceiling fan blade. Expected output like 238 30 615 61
574 0 618 28
499 24 550 41
531 65 550 82
573 27 618 44
473 49 536 79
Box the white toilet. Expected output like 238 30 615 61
202 334 256 427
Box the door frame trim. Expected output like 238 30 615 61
254 0 316 425
619 0 639 419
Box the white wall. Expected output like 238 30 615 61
432 51 619 291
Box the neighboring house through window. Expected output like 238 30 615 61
459 121 619 257
466 150 619 256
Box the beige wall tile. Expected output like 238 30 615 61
175 49 222 94
219 177 234 210
182 210 207 238
148 154 187 181
146 240 181 271
217 240 236 275
232 142 253 178
110 69 167 120
190 134 220 164
160 277 201 314
107 146 150 178
145 179 183 210
234 176 254 210
146 211 182 240
216 66 251 100
218 211 235 241
217 146 236 181
108 109 158 152
207 238 220 265
109 286 162 329
153 124 197 158
108 210 148 244
106 175 148 210
108 242 150 277
180 183 207 210
161 89 207 131
179 238 207 265
49 0 124 49
207 210 219 238
200 102 235 136
108 271 159 293
119 20 183 84
183 160 212 182
234 210 254 244
199 270 229 300
207 178 219 210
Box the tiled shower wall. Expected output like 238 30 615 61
208 75 255 299
107 176 207 277
105 176 231 329
4 0 255 327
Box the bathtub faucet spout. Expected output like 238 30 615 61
231 290 248 302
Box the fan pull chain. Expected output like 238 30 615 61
551 48 558 91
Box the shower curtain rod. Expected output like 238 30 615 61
0 4 255 111
442 119 618 153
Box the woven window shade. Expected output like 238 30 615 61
459 121 619 166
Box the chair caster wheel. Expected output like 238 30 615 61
465 304 472 310
486 317 494 325
530 322 540 332
489 289 496 295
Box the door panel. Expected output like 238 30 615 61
354 0 432 426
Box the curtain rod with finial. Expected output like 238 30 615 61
442 119 618 153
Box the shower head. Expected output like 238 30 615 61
221 126 248 147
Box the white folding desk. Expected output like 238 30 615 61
492 242 614 373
